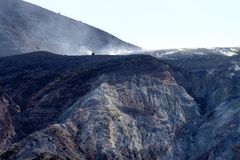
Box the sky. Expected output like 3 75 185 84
24 0 240 50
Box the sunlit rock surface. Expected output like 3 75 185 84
154 50 240 159
0 51 240 159
0 89 20 155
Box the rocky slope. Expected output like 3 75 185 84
0 51 240 159
0 88 20 155
0 0 140 57
0 52 200 159
152 48 240 159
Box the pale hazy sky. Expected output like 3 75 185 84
24 0 240 50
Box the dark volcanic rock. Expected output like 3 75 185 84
0 52 200 159
151 48 240 159
0 50 240 159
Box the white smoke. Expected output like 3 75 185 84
78 46 93 55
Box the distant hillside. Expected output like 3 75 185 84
0 0 141 57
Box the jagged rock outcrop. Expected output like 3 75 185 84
0 52 200 159
0 88 20 155
0 51 240 159
153 49 240 159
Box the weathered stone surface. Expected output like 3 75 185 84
0 51 240 159
0 91 20 155
153 49 240 159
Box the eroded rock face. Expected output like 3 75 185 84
3 77 199 160
153 50 240 159
55 74 199 160
0 51 240 159
0 53 200 159
0 90 20 155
